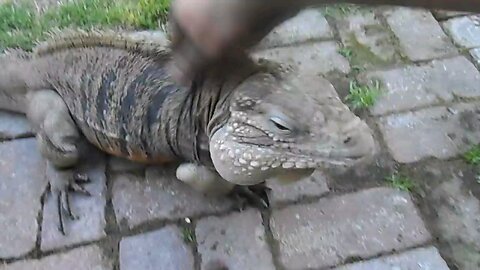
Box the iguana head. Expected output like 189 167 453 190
209 71 376 186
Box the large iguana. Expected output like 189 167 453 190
0 29 375 234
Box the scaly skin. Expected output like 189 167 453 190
0 29 376 234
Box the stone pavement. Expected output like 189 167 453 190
1 4 480 270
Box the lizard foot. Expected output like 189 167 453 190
46 162 91 235
231 183 271 210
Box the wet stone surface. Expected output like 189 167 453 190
0 139 46 259
384 8 457 61
270 187 431 269
195 208 275 270
120 225 195 270
377 103 480 163
112 166 234 229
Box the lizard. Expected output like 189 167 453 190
0 29 376 235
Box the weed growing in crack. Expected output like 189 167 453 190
463 145 480 165
385 173 415 192
345 80 381 110
182 227 196 244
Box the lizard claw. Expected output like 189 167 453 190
231 183 270 210
46 164 91 235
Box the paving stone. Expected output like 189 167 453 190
266 170 329 206
0 111 32 140
429 174 480 269
196 208 275 270
108 156 146 172
253 41 351 75
270 187 431 270
0 245 112 270
0 139 47 258
469 48 480 66
361 56 480 116
442 16 480 49
377 103 480 163
112 166 233 228
41 147 107 251
334 246 450 270
336 9 399 66
120 225 194 270
256 9 333 50
384 8 457 61
433 10 472 20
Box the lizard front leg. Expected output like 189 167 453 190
176 163 270 208
26 89 90 235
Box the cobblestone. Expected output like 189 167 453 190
256 9 333 50
0 139 46 259
361 56 480 116
384 8 457 61
195 208 275 270
0 112 32 140
270 187 431 269
429 173 480 269
0 245 112 270
377 103 480 163
442 16 480 49
120 225 194 270
336 9 399 67
40 147 107 251
266 170 329 206
112 166 233 228
334 246 450 270
253 41 351 75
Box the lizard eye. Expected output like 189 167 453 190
269 116 292 132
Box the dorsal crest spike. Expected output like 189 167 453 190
33 27 171 59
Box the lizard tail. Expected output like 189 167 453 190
0 49 32 113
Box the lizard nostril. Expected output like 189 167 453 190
343 136 352 144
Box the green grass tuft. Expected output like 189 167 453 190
385 173 415 192
181 227 195 244
345 80 382 110
463 145 480 165
0 0 171 50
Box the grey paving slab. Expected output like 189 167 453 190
256 8 333 50
377 103 480 163
334 246 450 270
362 56 480 116
0 245 112 270
112 167 233 228
0 111 32 140
120 225 194 270
253 41 351 75
270 187 431 270
41 147 107 251
336 9 399 66
429 175 480 269
384 8 457 61
0 139 47 259
196 208 275 270
442 16 480 49
266 170 329 206
469 47 480 66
